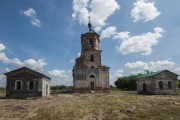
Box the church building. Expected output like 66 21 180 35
137 70 178 95
4 67 51 98
73 19 110 92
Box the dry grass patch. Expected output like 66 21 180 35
0 90 180 120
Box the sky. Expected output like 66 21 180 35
0 0 180 87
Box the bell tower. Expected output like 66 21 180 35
73 17 110 92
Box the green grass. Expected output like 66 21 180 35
0 88 5 97
0 90 180 120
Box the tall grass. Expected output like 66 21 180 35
28 90 180 120
0 88 5 97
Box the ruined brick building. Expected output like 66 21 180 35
73 19 110 92
137 70 178 95
4 67 51 98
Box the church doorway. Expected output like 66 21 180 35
90 82 95 90
89 75 95 90
143 83 147 93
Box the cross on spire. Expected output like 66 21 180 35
88 16 91 23
88 16 92 32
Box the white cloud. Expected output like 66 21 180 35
49 69 73 86
131 0 161 22
4 68 10 72
48 69 66 77
114 27 164 55
113 32 130 40
110 69 124 85
174 68 180 75
23 8 41 27
0 43 46 71
112 69 124 79
0 75 6 87
125 60 176 74
24 59 47 71
0 52 11 64
23 8 36 17
31 18 41 27
101 26 117 39
72 0 120 32
69 52 81 64
0 44 5 51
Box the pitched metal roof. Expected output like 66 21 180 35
137 70 179 79
137 70 164 79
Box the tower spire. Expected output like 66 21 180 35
88 16 92 32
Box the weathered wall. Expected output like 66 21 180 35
5 72 50 97
154 80 176 94
137 71 178 95
73 67 109 90
41 78 50 96
6 78 40 97
137 78 154 94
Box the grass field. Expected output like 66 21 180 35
0 88 5 97
0 90 180 120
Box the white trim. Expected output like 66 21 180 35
27 81 29 90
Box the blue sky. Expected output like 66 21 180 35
0 0 180 87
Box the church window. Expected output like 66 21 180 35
90 75 95 78
90 55 94 62
159 81 163 89
168 81 172 89
29 81 34 90
15 80 22 90
89 38 94 48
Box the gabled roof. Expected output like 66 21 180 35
137 70 179 79
4 67 50 80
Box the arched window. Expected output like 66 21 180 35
29 81 34 90
168 81 172 89
159 81 163 89
90 75 95 78
15 80 22 90
89 38 94 48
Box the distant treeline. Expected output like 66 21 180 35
51 85 73 91
0 87 5 90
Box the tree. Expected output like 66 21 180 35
115 75 138 90
177 82 180 88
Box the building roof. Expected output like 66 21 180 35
4 67 51 80
137 70 179 79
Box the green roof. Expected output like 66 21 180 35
137 70 164 79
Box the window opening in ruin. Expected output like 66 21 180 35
168 81 172 89
159 81 163 89
16 81 22 90
90 55 94 62
29 81 34 90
